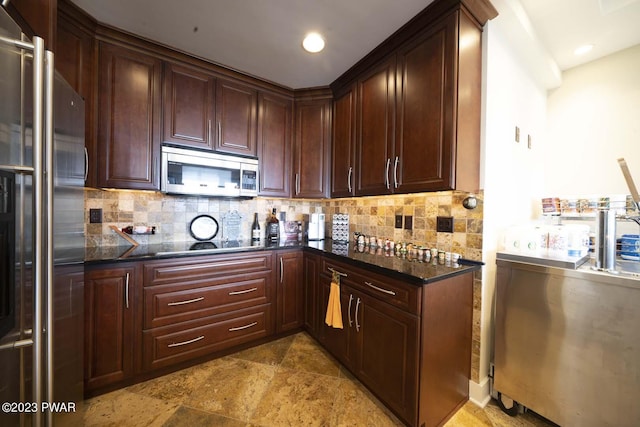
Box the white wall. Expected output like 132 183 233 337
476 17 549 401
544 44 640 196
477 3 640 407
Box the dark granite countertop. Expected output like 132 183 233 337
85 239 482 285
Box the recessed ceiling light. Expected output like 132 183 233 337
574 44 594 56
302 32 325 53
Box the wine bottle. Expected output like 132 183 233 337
266 208 280 242
251 212 261 241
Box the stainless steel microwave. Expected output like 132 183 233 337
161 146 259 197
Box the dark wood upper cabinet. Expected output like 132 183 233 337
332 3 495 196
331 85 356 198
394 14 454 193
215 79 258 156
96 42 162 190
163 62 216 150
293 97 331 198
4 0 56 49
56 4 96 186
257 92 292 197
355 57 396 196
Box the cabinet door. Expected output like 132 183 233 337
276 251 303 332
303 252 320 336
318 275 354 368
257 92 292 197
97 42 162 190
331 86 356 198
215 79 257 156
356 57 396 196
293 99 331 198
85 264 137 392
352 289 419 426
163 62 216 150
395 15 456 193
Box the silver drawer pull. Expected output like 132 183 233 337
168 335 204 348
167 296 204 306
364 281 396 296
229 287 258 296
229 321 258 332
328 267 347 277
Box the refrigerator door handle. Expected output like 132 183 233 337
84 147 89 181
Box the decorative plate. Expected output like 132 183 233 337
189 215 219 241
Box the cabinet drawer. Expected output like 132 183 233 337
144 252 272 287
143 271 271 329
142 304 272 371
321 257 421 314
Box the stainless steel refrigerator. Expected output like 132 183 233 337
0 6 85 426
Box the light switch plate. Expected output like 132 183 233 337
395 215 403 229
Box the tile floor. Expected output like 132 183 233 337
82 332 555 426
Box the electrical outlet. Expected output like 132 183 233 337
404 215 413 230
395 215 403 229
515 126 520 142
436 216 453 233
89 208 102 224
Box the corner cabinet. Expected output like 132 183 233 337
293 96 332 198
257 92 293 197
96 42 162 190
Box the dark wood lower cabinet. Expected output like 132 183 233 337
85 249 473 427
352 288 419 424
84 263 138 392
276 250 304 332
142 305 272 371
311 254 473 427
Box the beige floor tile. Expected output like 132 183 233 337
126 360 215 405
229 334 296 366
82 332 559 427
183 357 277 422
250 368 340 426
162 405 252 427
331 377 405 427
83 389 178 427
280 332 342 377
444 401 494 426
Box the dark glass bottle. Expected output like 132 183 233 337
266 208 279 242
251 212 261 241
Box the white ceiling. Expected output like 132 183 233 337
69 0 640 89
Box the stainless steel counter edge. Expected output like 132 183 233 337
496 257 640 290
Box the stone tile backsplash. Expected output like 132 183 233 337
84 188 483 381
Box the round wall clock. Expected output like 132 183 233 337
189 214 219 241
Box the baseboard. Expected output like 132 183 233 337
468 377 491 408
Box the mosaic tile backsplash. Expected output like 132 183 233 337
84 188 483 381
